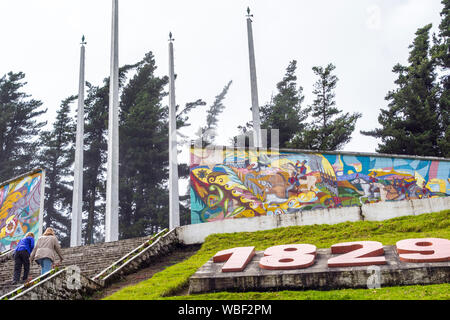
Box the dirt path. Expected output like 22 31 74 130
92 244 201 300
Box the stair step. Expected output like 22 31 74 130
0 235 155 295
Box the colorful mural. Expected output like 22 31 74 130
0 170 44 252
190 148 450 224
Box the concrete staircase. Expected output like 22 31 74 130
0 236 148 296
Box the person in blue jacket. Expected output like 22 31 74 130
12 232 35 285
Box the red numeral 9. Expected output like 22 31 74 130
213 246 256 272
259 244 316 270
396 238 450 263
328 241 386 267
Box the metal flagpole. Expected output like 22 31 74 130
246 7 262 148
71 35 87 247
105 0 119 242
168 32 180 229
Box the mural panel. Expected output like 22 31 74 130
190 148 449 224
0 170 44 252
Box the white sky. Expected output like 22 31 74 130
0 0 445 167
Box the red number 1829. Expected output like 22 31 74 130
212 238 450 273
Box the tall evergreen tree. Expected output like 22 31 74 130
290 64 361 151
118 52 168 238
196 81 232 147
82 62 147 244
118 51 203 238
431 0 450 157
260 60 307 148
0 72 46 181
82 82 108 244
38 97 76 247
362 24 442 156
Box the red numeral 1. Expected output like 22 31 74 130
396 238 450 263
259 244 317 270
213 247 256 272
328 241 386 267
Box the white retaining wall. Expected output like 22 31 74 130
177 196 450 245
361 196 450 221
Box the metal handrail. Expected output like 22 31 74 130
0 266 65 301
93 229 168 281
96 230 173 283
0 249 12 258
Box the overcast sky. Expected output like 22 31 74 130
0 0 445 165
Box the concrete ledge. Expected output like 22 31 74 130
189 246 450 294
178 206 361 245
428 197 450 213
179 197 449 245
7 267 102 300
362 201 414 221
362 197 450 221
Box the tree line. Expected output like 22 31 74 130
0 1 447 246
237 0 449 157
0 52 208 246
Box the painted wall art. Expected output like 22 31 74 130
0 170 44 252
190 148 449 224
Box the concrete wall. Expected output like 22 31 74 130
3 267 102 300
178 196 450 245
362 196 450 221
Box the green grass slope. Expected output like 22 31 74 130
104 210 450 300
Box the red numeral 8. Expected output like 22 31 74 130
259 244 316 270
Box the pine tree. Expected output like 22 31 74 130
195 81 232 147
118 52 168 238
362 24 442 156
38 97 76 247
118 51 204 238
431 0 450 157
0 72 46 181
260 60 307 148
82 62 147 244
291 64 361 151
82 82 108 244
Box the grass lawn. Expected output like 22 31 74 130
104 210 450 300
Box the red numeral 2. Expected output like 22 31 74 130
328 241 386 267
213 247 255 272
259 244 317 270
396 238 450 263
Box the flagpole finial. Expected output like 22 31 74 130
169 32 174 42
81 35 87 46
246 7 253 18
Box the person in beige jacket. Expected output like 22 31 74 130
30 228 64 275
